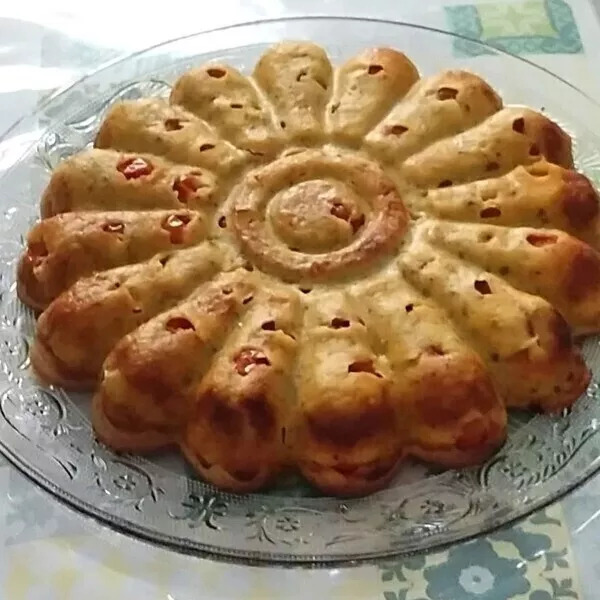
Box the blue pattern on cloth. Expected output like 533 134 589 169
380 506 579 599
445 0 583 56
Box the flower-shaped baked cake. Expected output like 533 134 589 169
17 42 600 496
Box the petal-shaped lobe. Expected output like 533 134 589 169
171 65 282 157
31 242 226 388
293 291 402 496
421 219 600 334
254 41 333 144
400 108 573 188
41 148 220 217
94 270 254 452
401 242 589 412
183 286 302 492
410 162 600 249
18 209 208 310
95 98 246 174
327 47 419 144
365 70 501 164
356 273 506 468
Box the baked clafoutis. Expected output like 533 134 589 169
17 42 600 496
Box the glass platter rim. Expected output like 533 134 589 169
3 14 600 144
0 15 600 567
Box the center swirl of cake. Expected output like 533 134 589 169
231 148 409 281
269 179 367 253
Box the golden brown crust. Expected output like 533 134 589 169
561 170 600 232
298 453 403 497
231 147 408 282
402 355 507 467
17 42 599 497
327 47 419 144
400 108 573 188
94 271 254 451
182 288 301 491
290 292 404 495
93 389 176 452
254 41 333 144
30 334 98 390
421 219 600 334
95 98 246 174
181 444 277 493
41 148 220 218
356 273 507 468
32 242 224 388
401 243 590 412
365 69 501 164
408 162 600 249
170 65 283 158
18 210 207 310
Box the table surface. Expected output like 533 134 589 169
2 1 600 598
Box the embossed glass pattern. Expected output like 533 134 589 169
1 18 600 565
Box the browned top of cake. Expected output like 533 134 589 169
18 41 599 496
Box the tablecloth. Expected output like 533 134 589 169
2 1 600 598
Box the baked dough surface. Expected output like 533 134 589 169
18 42 600 496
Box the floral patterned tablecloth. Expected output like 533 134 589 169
0 456 584 599
1 1 600 598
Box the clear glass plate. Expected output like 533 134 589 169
1 16 600 566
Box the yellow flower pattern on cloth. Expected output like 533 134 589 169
0 467 583 600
